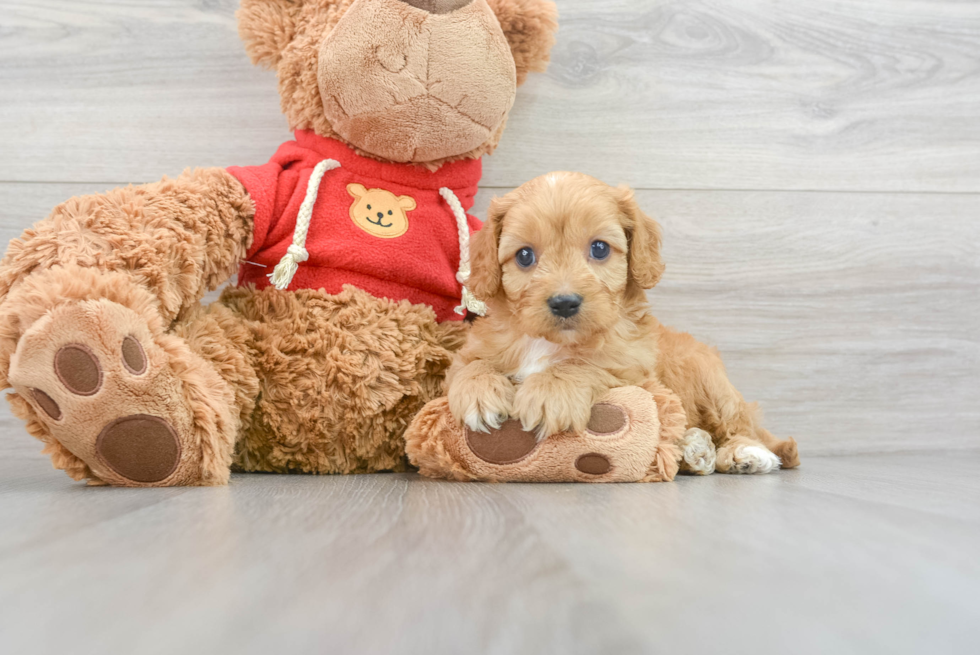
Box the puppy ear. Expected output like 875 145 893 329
398 195 417 211
347 183 367 199
486 0 559 85
237 0 304 69
618 186 665 289
468 194 512 300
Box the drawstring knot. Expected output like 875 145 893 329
440 187 487 317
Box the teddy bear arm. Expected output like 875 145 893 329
0 167 254 327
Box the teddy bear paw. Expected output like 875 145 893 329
450 387 663 482
8 300 224 486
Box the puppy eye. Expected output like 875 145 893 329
590 240 611 260
515 247 536 269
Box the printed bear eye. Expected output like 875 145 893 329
367 205 372 210
388 210 392 215
590 240 611 260
515 247 536 268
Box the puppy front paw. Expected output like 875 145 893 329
448 373 515 434
512 376 593 442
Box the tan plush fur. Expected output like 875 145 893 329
239 0 557 168
449 172 800 473
220 284 465 474
317 0 518 163
0 0 557 486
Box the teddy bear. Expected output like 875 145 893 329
0 0 558 487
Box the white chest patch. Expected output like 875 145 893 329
512 337 562 382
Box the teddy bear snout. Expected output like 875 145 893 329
398 0 474 14
318 0 517 163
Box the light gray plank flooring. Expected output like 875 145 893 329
1 451 978 655
1 1 979 191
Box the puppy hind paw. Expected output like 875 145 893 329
677 428 716 475
717 443 781 474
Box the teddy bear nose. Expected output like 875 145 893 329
548 294 583 319
398 0 473 14
377 212 385 219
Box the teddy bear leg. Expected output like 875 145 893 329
4 268 251 486
218 284 465 475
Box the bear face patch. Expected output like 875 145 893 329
347 183 415 239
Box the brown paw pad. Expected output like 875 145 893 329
466 420 538 465
55 344 102 396
575 453 612 475
587 403 627 435
121 336 147 375
30 388 62 420
96 415 181 483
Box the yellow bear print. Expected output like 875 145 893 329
347 183 416 239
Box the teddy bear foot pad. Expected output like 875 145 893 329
8 300 216 487
406 386 678 483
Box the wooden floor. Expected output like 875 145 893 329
0 451 978 654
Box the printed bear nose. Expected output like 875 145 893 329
377 212 385 219
548 294 583 318
398 0 473 14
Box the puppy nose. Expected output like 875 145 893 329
548 294 583 318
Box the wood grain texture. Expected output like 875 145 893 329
1 452 979 655
1 182 976 457
1 0 979 190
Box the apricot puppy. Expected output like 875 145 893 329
447 172 799 474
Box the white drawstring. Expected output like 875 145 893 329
268 158 341 290
440 187 487 317
267 162 484 318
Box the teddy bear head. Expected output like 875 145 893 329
238 0 558 167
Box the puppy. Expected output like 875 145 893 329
447 172 799 474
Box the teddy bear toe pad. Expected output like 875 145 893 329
96 415 181 484
8 300 201 486
465 420 537 465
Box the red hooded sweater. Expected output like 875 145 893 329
227 131 483 322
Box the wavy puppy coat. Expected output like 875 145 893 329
447 172 799 474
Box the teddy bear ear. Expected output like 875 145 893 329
347 183 367 198
486 0 559 86
237 0 304 69
398 195 418 211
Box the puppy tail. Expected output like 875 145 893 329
756 429 800 469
